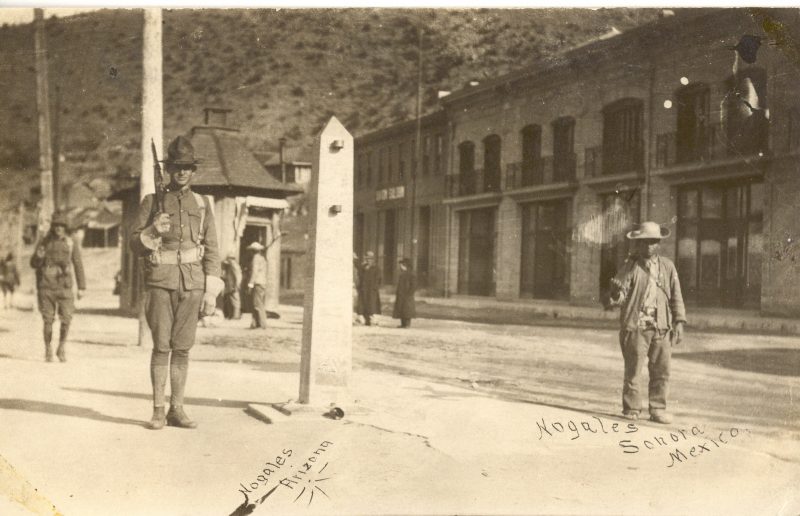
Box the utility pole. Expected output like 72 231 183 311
279 137 287 183
138 8 163 347
410 20 423 266
34 8 54 233
52 84 61 210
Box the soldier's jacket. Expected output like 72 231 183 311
130 188 221 290
30 234 86 292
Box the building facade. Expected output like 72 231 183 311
354 110 451 290
354 8 800 316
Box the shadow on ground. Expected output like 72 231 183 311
0 398 146 427
193 357 299 373
63 387 265 409
75 307 133 318
676 347 800 377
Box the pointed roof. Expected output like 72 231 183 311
188 126 303 197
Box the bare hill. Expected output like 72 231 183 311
0 8 658 209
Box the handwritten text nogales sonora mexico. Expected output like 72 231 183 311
535 416 639 441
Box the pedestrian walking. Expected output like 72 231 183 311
1 252 21 309
222 252 242 320
30 212 86 362
608 221 687 424
393 258 416 328
130 135 223 430
246 241 268 329
357 251 381 326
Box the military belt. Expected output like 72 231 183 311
154 246 203 265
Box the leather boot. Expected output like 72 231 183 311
147 406 166 430
44 323 53 362
56 322 69 362
166 405 197 429
151 364 169 410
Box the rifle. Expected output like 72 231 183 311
150 138 165 213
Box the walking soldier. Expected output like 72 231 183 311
30 211 86 362
130 135 223 430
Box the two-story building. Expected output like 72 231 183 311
354 8 800 316
353 110 450 289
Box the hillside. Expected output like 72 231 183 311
0 7 658 209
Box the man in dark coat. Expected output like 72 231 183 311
357 251 381 326
222 252 242 320
393 257 416 328
30 212 86 362
130 135 223 430
1 252 21 309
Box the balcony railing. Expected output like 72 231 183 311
654 122 769 169
584 146 602 178
504 155 575 190
446 168 502 197
553 153 577 183
602 145 644 176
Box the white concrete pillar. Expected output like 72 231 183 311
299 117 353 405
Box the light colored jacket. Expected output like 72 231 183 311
609 254 687 331
248 253 267 286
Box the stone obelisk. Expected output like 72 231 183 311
298 117 353 406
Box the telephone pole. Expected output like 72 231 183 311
409 19 423 266
34 8 54 232
137 8 164 347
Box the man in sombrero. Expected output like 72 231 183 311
130 135 223 430
608 221 687 424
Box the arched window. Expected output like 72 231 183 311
675 83 710 163
552 116 576 181
483 134 501 193
602 99 643 175
458 141 476 195
724 68 768 156
520 124 542 186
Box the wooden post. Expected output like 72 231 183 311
34 8 54 236
137 8 163 347
298 117 353 406
16 202 24 272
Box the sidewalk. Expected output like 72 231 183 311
403 292 800 336
1 298 799 515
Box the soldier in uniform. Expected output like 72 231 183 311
30 211 86 362
130 135 223 430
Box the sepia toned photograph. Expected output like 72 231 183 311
0 5 798 515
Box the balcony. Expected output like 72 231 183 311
584 145 644 178
446 168 502 197
654 122 769 169
504 155 576 190
584 146 602 178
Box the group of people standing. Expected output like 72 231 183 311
354 251 416 328
219 240 273 330
18 133 688 430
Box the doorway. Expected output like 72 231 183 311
676 181 763 308
458 207 496 296
520 199 571 299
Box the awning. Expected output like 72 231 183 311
245 196 289 210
